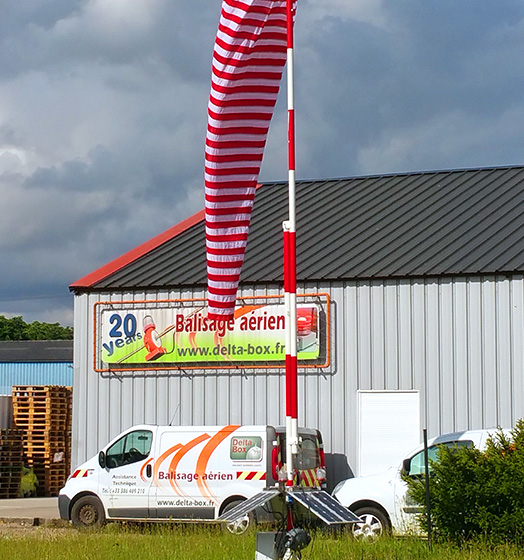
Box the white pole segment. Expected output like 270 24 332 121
284 0 298 487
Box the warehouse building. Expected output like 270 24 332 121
69 165 524 485
0 340 73 396
0 340 73 429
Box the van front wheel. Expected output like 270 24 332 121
71 496 106 529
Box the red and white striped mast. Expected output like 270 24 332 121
284 0 298 487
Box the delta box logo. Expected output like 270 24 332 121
230 436 263 461
95 298 326 369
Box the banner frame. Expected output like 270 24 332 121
92 293 330 373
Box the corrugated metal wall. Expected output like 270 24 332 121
0 363 73 395
72 275 524 484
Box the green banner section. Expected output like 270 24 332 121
98 301 323 367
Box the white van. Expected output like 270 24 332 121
332 428 510 538
59 424 326 530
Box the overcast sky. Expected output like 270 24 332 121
1 0 524 327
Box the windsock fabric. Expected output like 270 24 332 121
205 0 296 320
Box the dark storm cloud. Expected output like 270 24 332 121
0 1 84 74
0 1 215 325
2 1 524 325
290 0 524 177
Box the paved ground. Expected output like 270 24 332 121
0 497 63 524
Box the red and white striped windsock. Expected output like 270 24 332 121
205 0 297 320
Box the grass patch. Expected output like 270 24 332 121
2 524 524 559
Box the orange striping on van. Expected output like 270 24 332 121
237 471 266 481
167 433 210 496
153 443 183 484
71 469 92 478
196 425 240 500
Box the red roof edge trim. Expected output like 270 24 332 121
70 209 206 290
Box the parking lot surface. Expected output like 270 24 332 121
0 497 61 523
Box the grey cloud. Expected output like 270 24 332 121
0 1 219 82
0 0 84 75
2 1 524 325
290 1 524 178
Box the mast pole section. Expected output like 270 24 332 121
284 0 298 487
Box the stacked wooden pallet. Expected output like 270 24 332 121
12 385 72 497
0 429 23 498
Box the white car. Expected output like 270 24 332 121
332 428 509 538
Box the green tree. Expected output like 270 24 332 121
26 320 73 340
407 420 524 544
0 315 9 340
0 315 73 340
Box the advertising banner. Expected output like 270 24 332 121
94 295 329 371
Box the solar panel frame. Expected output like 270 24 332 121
288 489 361 525
218 489 280 522
218 488 360 526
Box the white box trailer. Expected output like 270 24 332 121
59 424 326 530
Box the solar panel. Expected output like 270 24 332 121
288 489 361 525
218 489 280 522
218 488 359 526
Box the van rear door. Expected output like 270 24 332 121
275 428 325 488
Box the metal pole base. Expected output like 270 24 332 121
255 532 279 560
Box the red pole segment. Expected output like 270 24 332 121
284 0 298 487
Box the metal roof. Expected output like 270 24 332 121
0 363 73 395
71 165 524 291
0 340 73 363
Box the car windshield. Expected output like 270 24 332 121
407 440 473 476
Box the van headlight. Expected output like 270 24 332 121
332 480 347 496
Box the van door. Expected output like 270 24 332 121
101 428 154 519
276 429 325 488
151 425 250 521
152 428 218 521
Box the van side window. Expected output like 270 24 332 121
106 430 153 469
407 440 473 477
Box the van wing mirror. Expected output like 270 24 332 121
401 458 411 476
99 451 106 469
